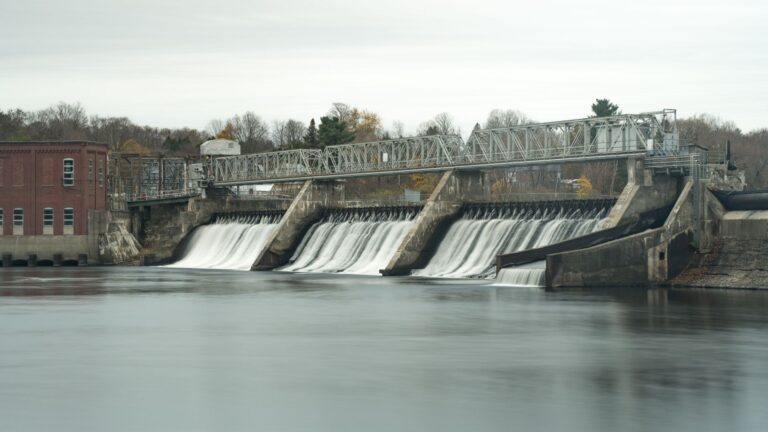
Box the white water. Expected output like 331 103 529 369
281 209 415 275
414 206 606 279
166 214 279 271
495 262 546 286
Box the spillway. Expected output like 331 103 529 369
166 214 280 271
281 207 417 275
495 262 546 286
414 203 608 279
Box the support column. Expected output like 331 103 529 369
380 170 487 275
600 156 678 229
251 180 344 270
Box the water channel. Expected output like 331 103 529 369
1 267 767 431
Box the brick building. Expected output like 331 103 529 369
0 141 108 237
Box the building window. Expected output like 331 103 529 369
0 208 3 234
88 159 94 183
98 159 104 188
63 207 74 235
43 208 54 235
13 208 23 235
63 158 75 186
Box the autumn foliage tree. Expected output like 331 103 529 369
117 138 151 156
576 175 593 198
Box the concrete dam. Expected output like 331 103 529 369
163 199 612 281
124 148 762 289
6 109 763 289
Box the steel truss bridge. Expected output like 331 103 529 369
211 110 680 186
110 154 200 206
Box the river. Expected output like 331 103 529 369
1 267 767 431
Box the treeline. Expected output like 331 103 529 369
676 114 768 189
0 101 478 156
1 101 765 189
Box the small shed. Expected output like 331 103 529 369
200 139 241 156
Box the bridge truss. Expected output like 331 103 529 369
110 154 199 206
211 110 678 186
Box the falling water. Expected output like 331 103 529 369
166 214 280 271
280 208 416 275
414 205 607 279
495 262 546 286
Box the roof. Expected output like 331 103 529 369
0 140 108 147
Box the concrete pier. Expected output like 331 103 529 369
251 180 344 270
600 157 680 229
381 170 487 275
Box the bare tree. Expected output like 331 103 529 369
29 102 89 140
205 119 225 139
283 119 306 149
391 121 406 138
89 116 134 149
435 112 460 135
484 109 533 129
231 112 270 153
328 102 354 124
271 120 288 149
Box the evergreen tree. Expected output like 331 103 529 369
317 116 355 148
304 118 319 148
590 99 621 117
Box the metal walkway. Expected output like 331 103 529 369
211 110 679 186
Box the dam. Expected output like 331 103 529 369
6 109 763 290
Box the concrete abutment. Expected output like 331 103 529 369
251 180 345 270
380 170 488 275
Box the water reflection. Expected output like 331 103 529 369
0 267 767 432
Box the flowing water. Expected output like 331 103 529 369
280 208 415 275
166 214 279 271
495 261 547 286
2 267 768 432
415 206 606 279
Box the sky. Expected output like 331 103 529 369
1 0 767 136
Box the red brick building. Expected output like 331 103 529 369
0 141 108 236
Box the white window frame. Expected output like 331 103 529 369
13 208 23 235
98 159 104 188
63 207 74 235
63 158 75 187
43 207 54 235
88 159 93 183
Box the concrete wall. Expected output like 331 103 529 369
252 180 344 270
381 170 488 275
0 235 90 266
721 211 768 240
671 208 768 289
548 180 694 287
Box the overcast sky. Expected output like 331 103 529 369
2 0 767 135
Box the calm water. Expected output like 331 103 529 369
1 267 768 432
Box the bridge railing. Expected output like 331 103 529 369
125 189 200 203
